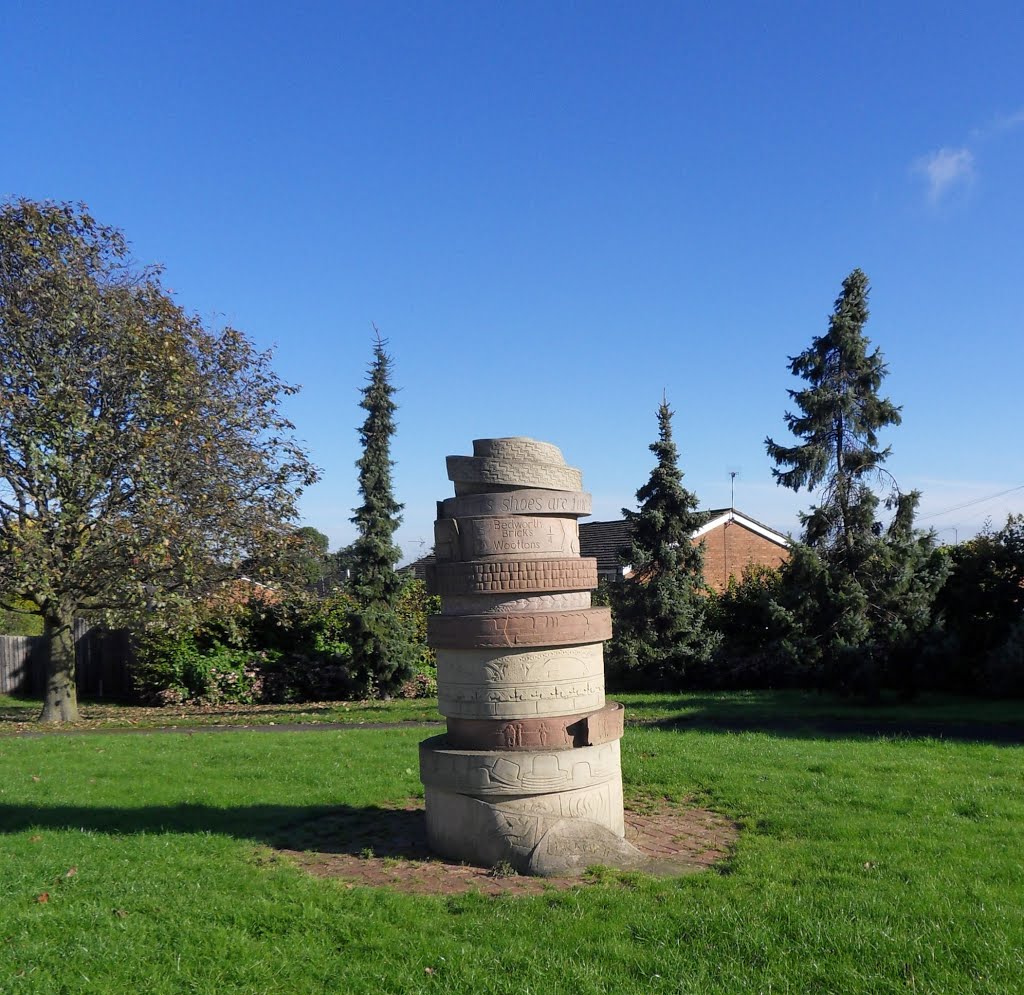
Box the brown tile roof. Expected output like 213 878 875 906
579 509 741 574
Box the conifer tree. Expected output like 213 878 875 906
345 332 416 696
765 268 908 561
609 397 717 686
765 270 946 694
349 331 403 605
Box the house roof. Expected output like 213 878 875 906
692 509 793 545
579 509 790 574
575 519 633 572
398 552 436 579
401 508 792 579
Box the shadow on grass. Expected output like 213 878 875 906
625 693 1024 745
0 802 432 858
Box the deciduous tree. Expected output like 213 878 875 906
0 199 317 722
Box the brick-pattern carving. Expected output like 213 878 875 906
447 455 583 493
426 557 598 595
428 608 612 648
471 437 565 463
420 437 637 875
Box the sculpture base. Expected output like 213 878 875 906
420 737 644 876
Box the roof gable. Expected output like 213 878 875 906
578 509 790 572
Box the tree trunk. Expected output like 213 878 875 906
39 607 79 723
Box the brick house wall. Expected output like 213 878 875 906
579 509 791 591
694 518 789 592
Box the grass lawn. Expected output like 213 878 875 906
4 688 1024 738
0 694 442 733
1 696 1023 993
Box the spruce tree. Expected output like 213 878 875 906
349 332 403 605
345 332 416 696
765 270 946 695
765 268 906 561
609 397 717 687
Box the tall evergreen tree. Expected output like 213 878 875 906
765 270 946 695
765 268 909 560
345 332 416 696
349 331 403 605
609 397 717 686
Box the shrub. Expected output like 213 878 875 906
131 635 268 705
130 582 437 705
397 670 438 699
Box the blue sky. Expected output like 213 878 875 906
3 2 1022 559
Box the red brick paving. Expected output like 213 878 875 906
274 799 737 896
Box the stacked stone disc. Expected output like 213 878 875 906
420 437 642 876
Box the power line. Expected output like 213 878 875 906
918 483 1024 521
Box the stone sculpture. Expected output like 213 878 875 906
420 437 644 875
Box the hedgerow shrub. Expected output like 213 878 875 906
131 579 439 705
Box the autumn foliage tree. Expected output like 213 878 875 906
0 199 318 722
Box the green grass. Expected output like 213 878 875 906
5 689 1024 738
1 703 1023 993
0 694 442 733
619 688 1024 732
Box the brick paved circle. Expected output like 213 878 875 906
273 798 738 896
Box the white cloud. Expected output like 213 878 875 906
913 147 975 203
986 106 1024 136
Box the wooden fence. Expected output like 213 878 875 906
0 620 132 698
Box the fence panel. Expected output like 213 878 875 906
0 626 132 698
0 635 42 694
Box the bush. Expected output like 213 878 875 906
131 581 438 705
703 565 810 690
397 670 438 699
927 516 1024 694
132 635 268 705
